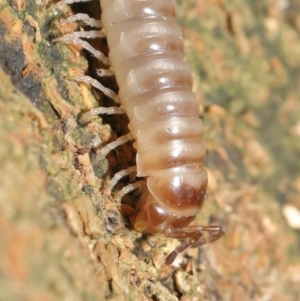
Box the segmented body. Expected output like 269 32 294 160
55 0 224 264
102 0 207 223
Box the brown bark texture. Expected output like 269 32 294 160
0 0 300 300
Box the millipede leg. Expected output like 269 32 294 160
61 13 102 28
105 166 137 194
54 32 109 65
89 107 125 115
74 74 123 123
95 133 134 162
75 75 119 103
79 106 125 124
97 69 115 77
115 181 144 199
56 31 105 40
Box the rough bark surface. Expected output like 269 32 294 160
0 0 300 300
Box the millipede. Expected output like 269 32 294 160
54 0 225 264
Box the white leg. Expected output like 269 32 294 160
90 107 125 115
54 30 105 41
54 31 109 65
75 75 119 103
97 69 115 77
104 166 137 194
115 182 144 199
62 13 102 28
95 133 134 161
73 74 123 124
79 106 125 124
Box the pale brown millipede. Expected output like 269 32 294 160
54 0 224 264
